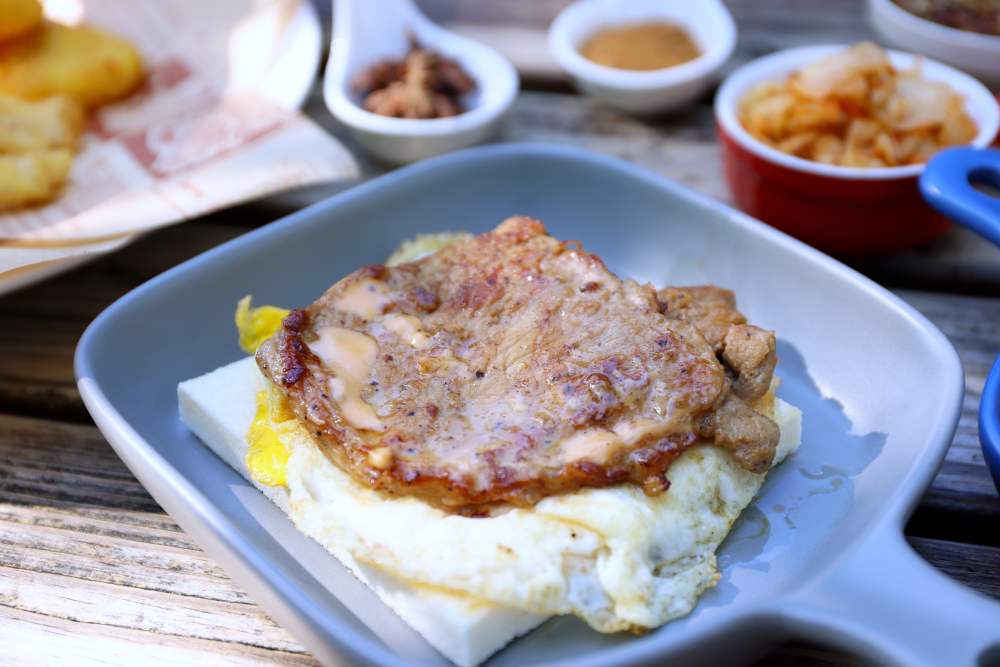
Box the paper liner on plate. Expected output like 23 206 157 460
0 235 132 274
0 0 358 276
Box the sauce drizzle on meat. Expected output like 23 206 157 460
256 218 779 511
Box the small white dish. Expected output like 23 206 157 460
869 0 1000 89
547 0 736 114
324 0 519 165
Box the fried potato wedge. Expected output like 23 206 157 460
0 148 73 211
0 93 84 152
0 0 42 42
0 21 144 108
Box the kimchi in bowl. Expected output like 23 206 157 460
715 44 999 253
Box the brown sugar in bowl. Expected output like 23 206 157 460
579 22 700 71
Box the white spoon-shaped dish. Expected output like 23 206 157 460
324 0 519 165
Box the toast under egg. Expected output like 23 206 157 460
178 357 799 666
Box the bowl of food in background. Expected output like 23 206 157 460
324 0 518 165
714 43 1000 253
0 0 143 212
548 0 736 114
869 0 1000 89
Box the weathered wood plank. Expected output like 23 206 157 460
897 289 1000 538
0 504 190 549
0 415 308 658
909 536 1000 598
850 229 1000 296
0 510 248 604
753 643 866 667
0 222 247 421
421 0 872 40
909 489 1000 550
0 566 301 652
0 599 861 667
0 605 319 667
0 413 160 512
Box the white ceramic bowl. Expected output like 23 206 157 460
324 0 519 165
548 0 736 114
869 0 1000 89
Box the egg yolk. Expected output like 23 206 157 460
246 390 293 487
237 294 295 488
235 295 290 354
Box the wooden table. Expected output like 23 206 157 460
2 1 999 665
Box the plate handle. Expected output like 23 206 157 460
782 527 1000 667
920 146 1000 246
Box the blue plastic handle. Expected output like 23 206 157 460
921 147 1000 493
921 146 1000 245
983 356 1000 493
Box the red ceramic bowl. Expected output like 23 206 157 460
715 45 1000 254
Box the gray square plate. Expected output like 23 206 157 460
75 145 1000 667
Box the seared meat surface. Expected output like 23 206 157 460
658 286 777 403
258 218 778 509
695 393 778 473
658 286 745 352
723 324 777 402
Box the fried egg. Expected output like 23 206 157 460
260 374 799 632
182 237 803 665
179 357 799 664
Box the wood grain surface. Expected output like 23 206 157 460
1 0 999 665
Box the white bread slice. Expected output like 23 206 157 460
178 357 547 667
179 358 801 665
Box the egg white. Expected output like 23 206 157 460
187 228 803 661
279 379 800 632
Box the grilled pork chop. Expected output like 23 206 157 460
657 286 778 402
257 217 778 510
